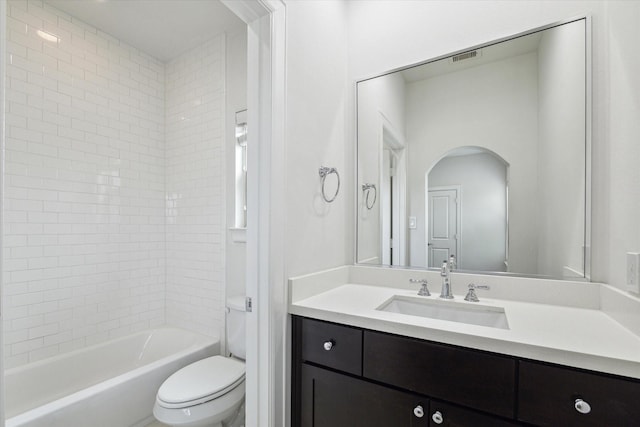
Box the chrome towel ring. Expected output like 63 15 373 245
319 166 340 203
362 183 377 209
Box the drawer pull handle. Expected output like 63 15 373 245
432 410 444 424
575 398 591 414
323 340 334 351
413 405 424 418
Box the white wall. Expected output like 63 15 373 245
405 53 539 273
429 153 507 272
165 35 226 340
537 21 586 277
605 1 640 290
279 4 349 427
285 1 349 277
3 0 166 368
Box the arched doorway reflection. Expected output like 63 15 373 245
427 147 509 272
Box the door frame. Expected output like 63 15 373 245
221 1 286 426
378 113 406 266
0 0 6 422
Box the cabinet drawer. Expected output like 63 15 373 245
363 331 516 418
428 400 519 427
518 361 640 426
301 317 362 375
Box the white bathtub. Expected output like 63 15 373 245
5 328 220 427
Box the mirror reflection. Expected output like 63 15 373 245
356 18 588 279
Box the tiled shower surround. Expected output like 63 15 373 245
3 0 227 368
165 37 226 338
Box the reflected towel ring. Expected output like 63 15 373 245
319 166 340 203
362 183 377 209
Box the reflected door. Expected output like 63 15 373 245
381 150 393 264
428 188 458 267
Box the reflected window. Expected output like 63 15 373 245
235 110 248 228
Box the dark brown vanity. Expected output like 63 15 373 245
291 316 640 427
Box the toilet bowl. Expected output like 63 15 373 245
154 297 247 427
153 356 245 427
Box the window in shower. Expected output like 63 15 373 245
235 109 248 229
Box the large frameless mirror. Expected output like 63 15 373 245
356 17 590 280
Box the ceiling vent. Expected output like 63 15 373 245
451 50 480 63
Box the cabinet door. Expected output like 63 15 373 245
300 364 429 427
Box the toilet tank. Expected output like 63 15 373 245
226 296 246 360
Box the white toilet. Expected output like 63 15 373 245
153 296 246 427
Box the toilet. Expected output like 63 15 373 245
153 296 246 427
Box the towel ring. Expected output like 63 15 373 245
319 166 340 203
362 183 377 209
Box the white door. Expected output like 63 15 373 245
428 189 458 268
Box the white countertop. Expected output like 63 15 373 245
289 266 640 379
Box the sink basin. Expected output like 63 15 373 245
376 295 509 329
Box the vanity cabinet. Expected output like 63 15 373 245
292 316 515 427
292 315 640 427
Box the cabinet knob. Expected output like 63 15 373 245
323 340 334 351
575 398 591 414
432 411 444 424
413 405 424 418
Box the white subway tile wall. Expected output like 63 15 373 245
4 0 227 368
165 36 226 339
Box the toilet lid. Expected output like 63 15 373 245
157 356 245 408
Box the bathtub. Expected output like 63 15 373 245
5 328 220 427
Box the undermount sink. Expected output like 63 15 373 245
376 295 510 329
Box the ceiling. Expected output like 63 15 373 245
401 32 542 83
45 0 245 62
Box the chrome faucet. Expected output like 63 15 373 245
464 283 491 302
410 278 430 296
440 255 455 299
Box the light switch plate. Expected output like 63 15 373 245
626 252 640 294
409 216 417 229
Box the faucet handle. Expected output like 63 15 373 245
464 283 490 302
440 260 449 275
410 278 431 296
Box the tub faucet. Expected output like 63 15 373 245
440 255 455 299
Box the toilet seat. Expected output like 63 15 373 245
157 356 245 409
